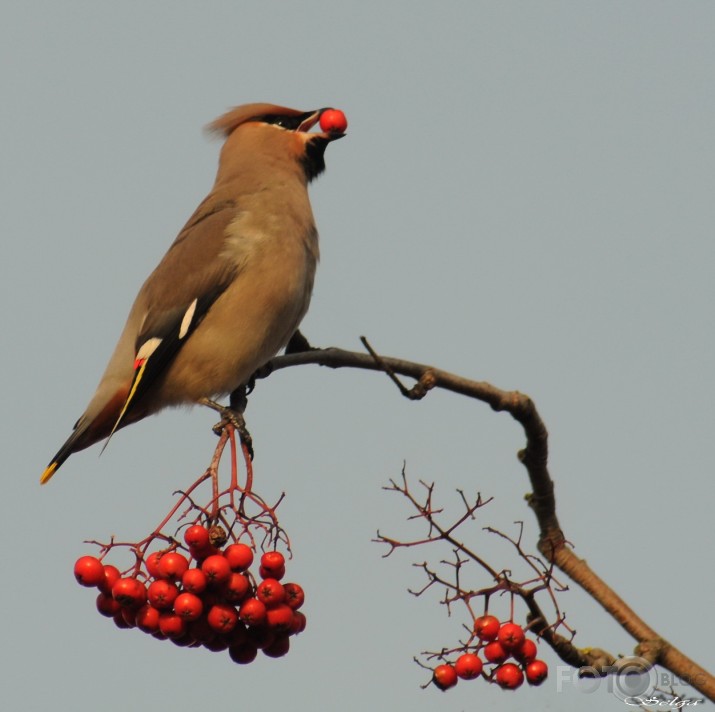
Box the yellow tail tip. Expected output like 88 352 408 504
40 462 58 485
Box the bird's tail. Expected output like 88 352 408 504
40 386 137 485
40 427 86 484
40 383 136 484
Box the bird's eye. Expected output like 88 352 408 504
258 115 289 128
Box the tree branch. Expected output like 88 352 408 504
261 342 714 702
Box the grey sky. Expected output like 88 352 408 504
1 2 713 711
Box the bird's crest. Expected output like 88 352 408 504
206 103 306 138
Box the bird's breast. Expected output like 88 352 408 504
155 210 318 404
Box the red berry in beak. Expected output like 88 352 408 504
319 108 348 134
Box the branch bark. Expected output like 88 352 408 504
261 342 714 702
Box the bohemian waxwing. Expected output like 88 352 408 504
41 103 346 484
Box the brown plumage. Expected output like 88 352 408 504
41 103 346 484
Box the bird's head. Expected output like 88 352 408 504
208 103 346 184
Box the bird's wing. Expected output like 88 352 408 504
40 197 243 483
106 196 242 439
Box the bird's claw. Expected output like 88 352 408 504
201 398 254 459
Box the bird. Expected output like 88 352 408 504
40 102 346 484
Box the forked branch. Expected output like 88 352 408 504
263 341 714 702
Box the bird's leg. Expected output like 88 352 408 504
200 386 254 459
201 330 312 454
229 387 254 460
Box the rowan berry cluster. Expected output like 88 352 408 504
74 524 305 663
431 616 548 692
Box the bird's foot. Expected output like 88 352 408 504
200 397 254 459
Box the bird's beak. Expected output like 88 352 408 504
297 111 321 133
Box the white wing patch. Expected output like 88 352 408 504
179 299 199 339
136 337 163 361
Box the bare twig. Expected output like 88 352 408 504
263 342 714 702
